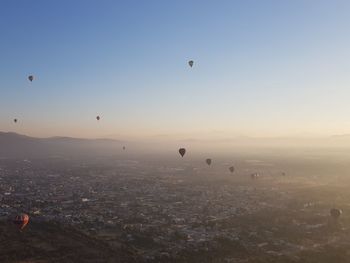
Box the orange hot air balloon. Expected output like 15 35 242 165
206 158 212 166
28 75 34 82
96 116 100 121
229 166 234 173
13 213 29 230
179 148 186 157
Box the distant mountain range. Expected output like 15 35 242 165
0 132 125 158
2 131 350 159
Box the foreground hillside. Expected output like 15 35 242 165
0 220 138 263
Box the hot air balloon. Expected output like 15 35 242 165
123 146 126 150
13 213 29 230
13 119 18 123
179 148 186 157
206 158 212 166
96 116 100 121
188 60 194 68
28 75 34 82
251 173 259 179
229 166 234 173
330 208 342 219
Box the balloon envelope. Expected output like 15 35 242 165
188 60 194 67
251 173 259 179
179 148 186 157
123 146 126 150
206 158 212 166
330 208 342 219
28 75 34 82
13 119 17 123
96 116 100 121
229 166 234 173
13 213 29 230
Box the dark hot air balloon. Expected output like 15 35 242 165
28 75 34 82
179 148 186 157
13 213 29 230
14 119 18 123
229 166 234 173
96 116 100 121
123 146 126 150
206 158 212 166
330 208 342 219
188 60 194 68
251 173 259 179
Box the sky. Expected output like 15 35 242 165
1 0 350 140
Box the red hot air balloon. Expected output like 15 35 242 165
179 148 186 157
13 213 29 230
206 158 212 166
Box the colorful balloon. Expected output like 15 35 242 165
13 213 29 230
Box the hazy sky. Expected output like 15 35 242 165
1 0 350 139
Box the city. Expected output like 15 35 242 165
1 149 350 262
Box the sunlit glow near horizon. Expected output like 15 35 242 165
1 1 350 141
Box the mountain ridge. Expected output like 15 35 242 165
0 131 125 158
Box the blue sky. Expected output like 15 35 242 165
1 1 350 139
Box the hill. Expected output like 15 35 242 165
0 132 124 158
0 219 138 263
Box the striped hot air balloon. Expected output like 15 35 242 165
13 213 29 230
